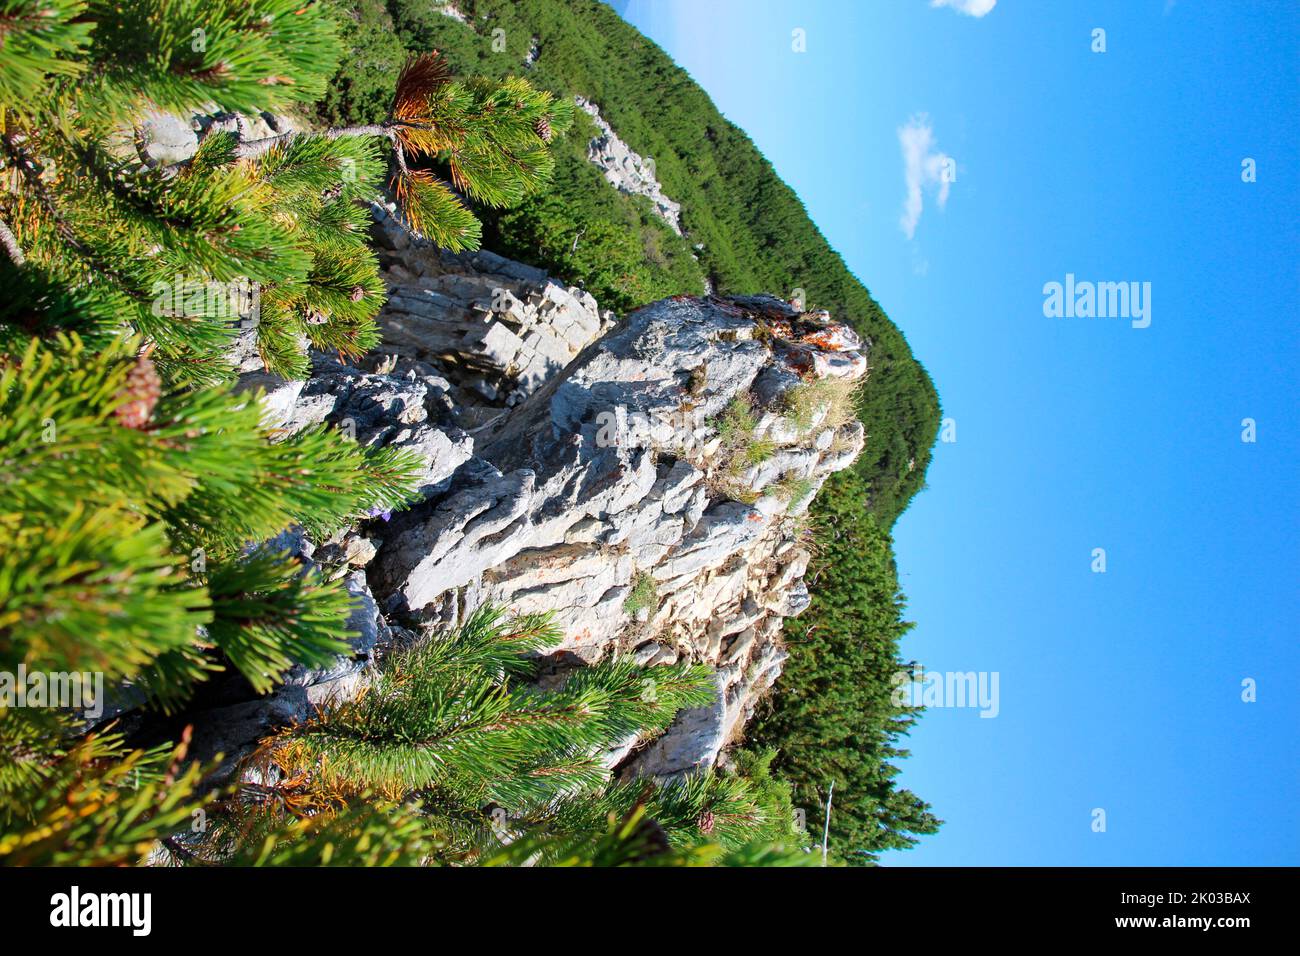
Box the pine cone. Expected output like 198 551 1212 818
697 811 716 835
535 116 552 143
115 354 161 430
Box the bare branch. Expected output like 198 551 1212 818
156 122 414 178
233 124 397 159
0 217 25 265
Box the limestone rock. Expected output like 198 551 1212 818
269 361 474 496
367 202 613 423
178 219 869 786
631 676 728 778
575 97 683 236
366 290 866 776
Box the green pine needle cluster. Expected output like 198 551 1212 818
0 720 215 867
263 606 712 807
218 606 805 864
0 1 564 724
0 332 423 705
387 53 572 249
0 1 570 383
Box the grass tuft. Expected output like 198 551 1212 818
782 376 861 436
623 572 658 615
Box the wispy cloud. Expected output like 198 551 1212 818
930 0 997 17
898 115 954 240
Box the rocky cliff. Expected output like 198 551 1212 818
190 205 867 784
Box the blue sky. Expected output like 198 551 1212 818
619 0 1299 865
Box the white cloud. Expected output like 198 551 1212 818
930 0 997 17
898 115 955 240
